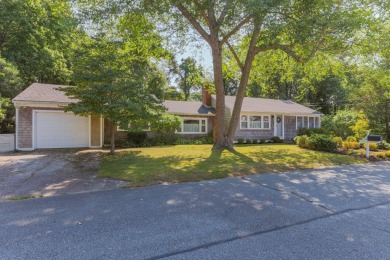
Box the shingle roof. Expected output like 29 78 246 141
219 95 321 115
163 100 215 116
13 83 216 116
14 83 319 116
13 83 76 103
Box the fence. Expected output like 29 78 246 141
0 134 15 152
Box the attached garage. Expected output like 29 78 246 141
34 111 89 148
13 83 103 150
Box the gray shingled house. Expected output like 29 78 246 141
13 83 322 150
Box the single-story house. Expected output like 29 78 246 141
13 83 322 150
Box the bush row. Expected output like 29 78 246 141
294 134 337 152
125 131 213 147
330 135 390 152
376 151 390 158
237 136 283 144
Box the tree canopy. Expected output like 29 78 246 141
0 0 78 85
138 0 383 149
62 12 169 153
176 57 204 100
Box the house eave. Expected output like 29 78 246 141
168 112 215 117
240 111 323 116
13 100 72 108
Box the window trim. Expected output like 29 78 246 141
296 116 321 130
117 124 150 132
178 117 208 134
308 117 315 129
296 116 304 130
240 114 271 130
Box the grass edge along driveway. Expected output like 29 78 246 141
99 144 366 187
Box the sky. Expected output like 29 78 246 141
175 40 213 71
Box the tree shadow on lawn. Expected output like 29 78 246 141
100 146 364 187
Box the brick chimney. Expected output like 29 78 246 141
202 87 212 107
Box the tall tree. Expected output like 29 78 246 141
0 0 78 85
176 57 204 100
0 57 23 133
347 12 390 141
64 36 165 154
142 0 377 149
0 57 23 99
246 51 348 114
63 12 169 154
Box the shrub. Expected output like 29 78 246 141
175 137 213 145
346 149 360 156
297 127 327 136
377 141 390 150
145 134 180 146
342 141 359 150
252 139 259 144
307 134 337 152
127 131 147 147
297 127 311 136
246 138 252 144
385 151 390 157
271 136 282 143
350 118 369 140
376 153 385 158
363 143 378 151
260 138 266 144
346 136 357 142
295 135 310 149
237 138 244 144
332 137 343 147
150 114 181 145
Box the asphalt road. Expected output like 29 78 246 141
1 162 390 259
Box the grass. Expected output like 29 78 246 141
100 144 367 187
7 195 40 201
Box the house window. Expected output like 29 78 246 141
241 115 248 129
263 116 270 128
296 116 304 129
296 116 320 129
250 116 262 129
240 114 271 129
315 117 320 128
117 123 150 131
117 124 130 131
179 118 207 134
308 117 315 129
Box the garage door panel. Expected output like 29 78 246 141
35 112 89 148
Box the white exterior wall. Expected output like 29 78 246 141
0 134 15 152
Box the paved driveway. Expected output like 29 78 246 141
1 162 389 259
0 150 128 200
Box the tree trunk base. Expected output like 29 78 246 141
212 137 234 151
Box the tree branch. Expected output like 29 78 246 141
255 41 324 64
173 1 211 44
226 41 243 71
193 0 212 29
267 11 297 21
221 15 253 44
217 0 235 26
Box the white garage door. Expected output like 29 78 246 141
35 111 89 148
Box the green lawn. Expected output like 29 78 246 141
99 144 367 187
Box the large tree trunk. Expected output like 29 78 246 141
211 40 231 150
226 23 262 145
226 60 255 145
110 123 116 155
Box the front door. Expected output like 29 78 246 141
275 115 283 138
